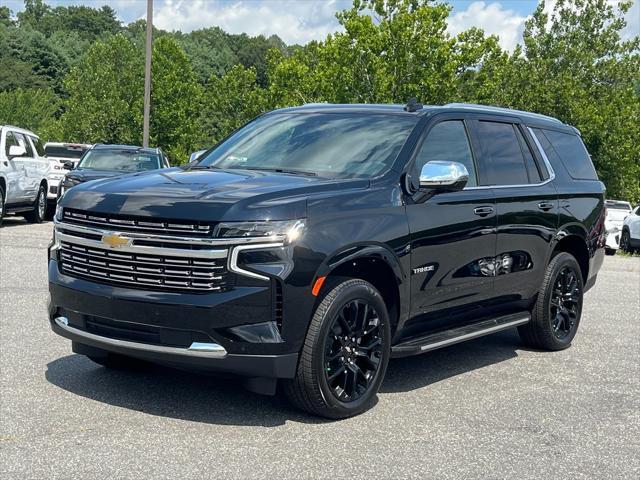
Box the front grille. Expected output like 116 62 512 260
63 208 214 237
59 241 228 293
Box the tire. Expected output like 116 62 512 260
605 248 616 256
518 252 584 351
23 185 46 223
620 230 634 254
284 278 391 419
0 184 5 227
87 352 148 370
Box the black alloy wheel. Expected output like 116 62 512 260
284 278 391 419
24 185 46 223
549 266 581 340
323 299 384 402
518 251 583 351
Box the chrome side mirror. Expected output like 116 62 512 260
189 150 206 162
8 145 26 159
419 161 469 191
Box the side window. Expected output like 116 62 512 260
5 131 18 156
514 127 543 182
415 120 477 187
29 136 45 157
477 121 529 186
14 133 34 157
539 129 598 180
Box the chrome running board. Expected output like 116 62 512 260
391 312 530 358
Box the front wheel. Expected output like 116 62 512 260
284 278 391 419
23 185 46 223
519 252 583 351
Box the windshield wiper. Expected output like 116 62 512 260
241 167 317 177
187 164 220 170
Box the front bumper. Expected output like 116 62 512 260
605 231 620 250
48 261 299 379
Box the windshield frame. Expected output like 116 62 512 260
194 112 420 180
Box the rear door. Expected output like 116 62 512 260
406 115 497 332
469 117 558 309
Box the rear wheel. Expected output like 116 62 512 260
620 230 634 254
24 185 46 223
519 252 583 351
284 278 391 419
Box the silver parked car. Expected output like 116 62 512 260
0 125 50 226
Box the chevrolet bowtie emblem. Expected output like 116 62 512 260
101 233 132 249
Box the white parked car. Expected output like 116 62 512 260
44 142 92 205
0 125 50 226
621 205 640 254
604 199 633 254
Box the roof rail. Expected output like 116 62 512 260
444 103 563 124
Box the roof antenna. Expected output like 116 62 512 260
404 98 423 112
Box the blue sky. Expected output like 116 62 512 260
4 1 638 50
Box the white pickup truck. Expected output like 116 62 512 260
44 142 92 206
0 125 50 227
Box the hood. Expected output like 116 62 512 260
60 167 369 222
65 168 126 184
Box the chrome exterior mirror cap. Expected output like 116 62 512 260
419 161 469 189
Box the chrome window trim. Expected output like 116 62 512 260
54 316 227 358
462 126 556 191
55 220 287 246
229 243 285 281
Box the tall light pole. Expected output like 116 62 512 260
142 0 153 147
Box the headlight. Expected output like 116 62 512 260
54 205 64 222
215 219 305 243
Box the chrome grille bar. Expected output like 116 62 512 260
64 209 213 236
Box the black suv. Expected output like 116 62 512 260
48 103 606 418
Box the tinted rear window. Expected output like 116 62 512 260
535 129 597 180
45 145 88 159
476 121 529 185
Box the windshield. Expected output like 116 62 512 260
77 149 162 172
45 145 88 159
197 113 418 178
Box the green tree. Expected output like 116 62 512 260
0 87 60 133
200 65 268 146
0 6 14 27
60 34 144 144
150 36 203 162
267 0 501 105
484 0 640 203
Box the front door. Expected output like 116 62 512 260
406 117 497 333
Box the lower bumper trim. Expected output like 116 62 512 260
54 316 227 358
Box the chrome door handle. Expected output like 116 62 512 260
474 206 494 217
538 202 554 211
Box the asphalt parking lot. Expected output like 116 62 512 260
1 217 639 479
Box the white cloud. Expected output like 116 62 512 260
447 1 528 51
153 0 351 44
621 0 639 40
